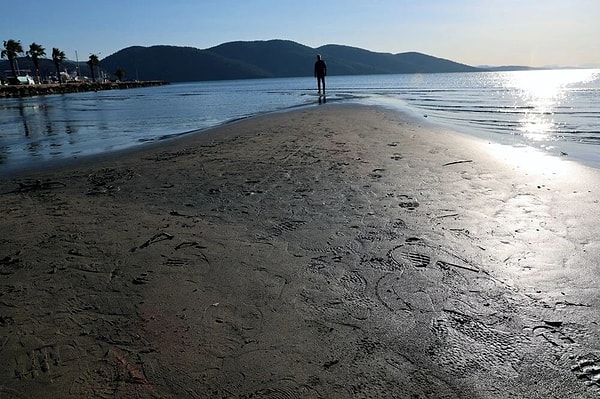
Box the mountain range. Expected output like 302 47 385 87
2 39 524 83
99 40 481 82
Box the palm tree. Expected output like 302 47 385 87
27 42 46 83
87 54 100 82
1 39 24 82
114 68 126 81
52 47 66 83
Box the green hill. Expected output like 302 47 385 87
1 40 481 83
207 40 317 77
100 40 480 82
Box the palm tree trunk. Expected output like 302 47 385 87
33 60 41 84
55 64 61 84
9 56 18 80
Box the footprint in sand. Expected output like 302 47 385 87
572 356 600 388
201 302 263 357
389 241 479 273
430 310 527 380
397 195 419 210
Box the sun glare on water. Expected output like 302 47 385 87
503 69 599 142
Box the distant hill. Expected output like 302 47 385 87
315 45 478 74
99 40 481 82
98 45 274 82
207 40 317 78
1 40 481 83
477 65 537 71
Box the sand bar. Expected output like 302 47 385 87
1 104 599 398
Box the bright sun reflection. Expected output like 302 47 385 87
485 141 577 177
503 69 599 142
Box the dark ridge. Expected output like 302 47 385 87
2 39 485 83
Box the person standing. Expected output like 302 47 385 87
314 54 327 95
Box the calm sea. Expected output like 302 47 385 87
1 69 599 173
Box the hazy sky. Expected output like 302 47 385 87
2 0 599 67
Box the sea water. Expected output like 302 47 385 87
0 69 599 172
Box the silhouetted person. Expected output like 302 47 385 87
314 54 327 95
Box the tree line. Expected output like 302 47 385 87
1 39 125 84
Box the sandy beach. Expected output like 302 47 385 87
1 104 599 398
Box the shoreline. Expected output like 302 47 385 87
0 105 309 179
2 71 598 174
4 99 599 179
1 105 599 397
3 100 599 177
0 80 169 98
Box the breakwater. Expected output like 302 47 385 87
0 80 169 98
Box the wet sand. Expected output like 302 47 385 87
1 104 599 398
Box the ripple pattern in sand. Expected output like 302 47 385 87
201 302 264 358
431 310 527 379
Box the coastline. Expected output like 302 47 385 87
0 80 169 98
1 104 599 397
2 70 598 175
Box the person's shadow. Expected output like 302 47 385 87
318 95 327 104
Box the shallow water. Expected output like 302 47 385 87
332 69 600 166
1 69 599 172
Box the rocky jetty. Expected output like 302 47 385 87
0 80 169 98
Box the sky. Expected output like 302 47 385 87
2 0 599 68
